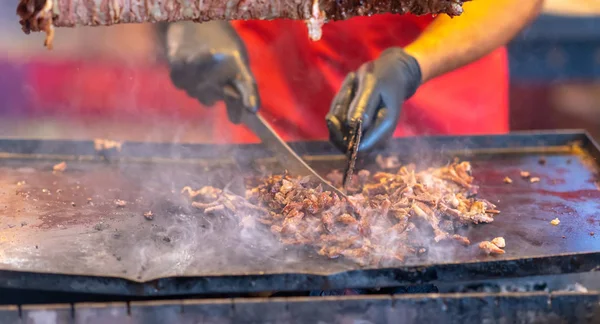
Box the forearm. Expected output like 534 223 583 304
404 0 544 82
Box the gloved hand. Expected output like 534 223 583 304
165 21 259 124
326 48 422 153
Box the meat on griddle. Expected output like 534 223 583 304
17 0 469 49
183 160 500 266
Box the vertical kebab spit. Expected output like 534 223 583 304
17 0 469 48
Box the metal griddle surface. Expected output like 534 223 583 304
0 131 598 296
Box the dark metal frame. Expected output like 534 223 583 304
1 291 599 323
0 129 595 161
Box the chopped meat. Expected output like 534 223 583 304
53 161 67 172
451 234 471 246
550 218 560 226
479 241 505 255
114 199 127 208
530 177 540 183
143 211 154 220
491 237 505 248
182 186 222 201
520 171 531 178
94 139 122 152
183 159 499 266
503 177 513 184
376 155 402 169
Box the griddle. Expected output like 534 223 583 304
0 130 598 296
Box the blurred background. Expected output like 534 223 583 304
0 0 598 142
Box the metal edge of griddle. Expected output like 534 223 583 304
0 130 592 161
583 130 600 162
2 291 600 323
0 251 599 297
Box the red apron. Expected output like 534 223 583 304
20 15 508 142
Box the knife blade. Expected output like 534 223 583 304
223 87 346 198
342 119 362 190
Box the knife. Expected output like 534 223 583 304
342 119 362 190
223 87 346 198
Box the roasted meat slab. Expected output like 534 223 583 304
17 0 469 48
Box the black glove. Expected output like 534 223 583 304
326 48 422 153
165 21 259 124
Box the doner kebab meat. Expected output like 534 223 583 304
17 0 470 48
183 161 501 266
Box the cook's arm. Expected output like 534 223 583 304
327 0 545 152
404 0 545 82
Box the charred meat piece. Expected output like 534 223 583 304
491 237 505 248
143 211 154 220
94 139 122 152
376 155 402 170
53 161 67 172
479 241 505 255
114 199 127 208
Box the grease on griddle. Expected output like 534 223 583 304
94 223 110 231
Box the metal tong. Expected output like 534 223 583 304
224 87 346 197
